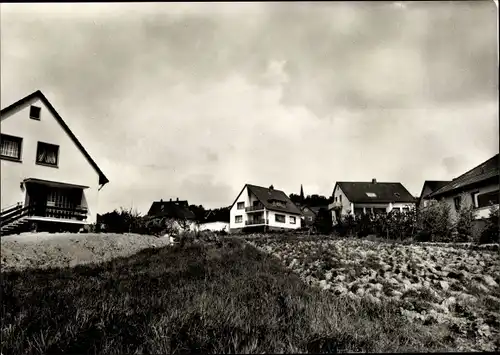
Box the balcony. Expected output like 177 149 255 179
328 201 342 210
245 218 269 226
245 204 265 212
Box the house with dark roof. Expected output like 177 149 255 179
147 198 196 220
1 90 109 235
428 154 499 221
327 179 416 224
229 184 302 232
417 180 452 210
301 205 329 226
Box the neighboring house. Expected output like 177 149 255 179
417 180 451 210
328 179 416 224
428 154 499 222
229 184 302 232
301 205 329 226
198 221 229 233
0 90 109 235
146 198 198 231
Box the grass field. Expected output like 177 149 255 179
1 236 456 354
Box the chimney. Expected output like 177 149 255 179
372 178 377 184
170 198 172 202
160 199 163 202
176 197 179 201
269 185 274 191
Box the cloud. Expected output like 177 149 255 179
1 2 498 212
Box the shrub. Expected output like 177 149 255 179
478 204 500 244
416 200 453 242
454 194 476 242
314 208 333 235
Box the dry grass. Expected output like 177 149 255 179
1 237 453 354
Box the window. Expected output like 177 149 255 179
335 197 337 202
394 192 400 198
290 216 296 224
30 105 41 120
402 207 410 213
454 196 461 211
0 134 23 161
366 192 377 198
339 195 342 203
308 216 313 221
275 214 285 223
391 207 400 213
235 215 243 223
477 191 499 208
237 202 244 210
36 142 59 166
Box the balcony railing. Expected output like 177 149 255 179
245 204 265 212
328 201 342 210
245 218 269 226
37 206 88 221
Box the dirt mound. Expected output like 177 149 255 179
1 232 173 272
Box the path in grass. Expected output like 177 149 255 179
1 238 454 354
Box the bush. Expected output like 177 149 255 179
313 208 333 235
478 204 500 244
416 200 453 242
455 194 476 242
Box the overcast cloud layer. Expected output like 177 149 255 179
1 1 498 213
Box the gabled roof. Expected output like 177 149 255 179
0 90 109 185
301 205 328 215
230 183 302 215
335 181 416 204
430 154 500 198
419 180 452 200
147 200 196 220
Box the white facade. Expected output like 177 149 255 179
199 221 229 232
1 95 106 224
229 185 301 231
436 183 499 221
328 184 415 224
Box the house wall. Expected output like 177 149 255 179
1 98 102 223
440 183 499 221
199 221 229 232
418 185 434 209
267 209 301 229
301 207 316 225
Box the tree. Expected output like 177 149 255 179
314 207 333 234
189 204 206 223
455 193 476 242
479 204 499 244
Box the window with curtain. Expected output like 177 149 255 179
36 142 59 166
1 134 23 160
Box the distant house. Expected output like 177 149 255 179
146 198 198 232
229 184 302 232
328 179 416 224
417 180 451 210
0 90 109 235
301 205 329 226
428 154 499 222
147 198 196 220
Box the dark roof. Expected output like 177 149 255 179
430 154 500 198
0 90 109 185
231 184 302 215
419 180 452 199
302 205 329 215
335 181 416 204
147 200 196 220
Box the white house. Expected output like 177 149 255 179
328 179 416 224
1 90 109 235
426 154 499 222
229 184 302 233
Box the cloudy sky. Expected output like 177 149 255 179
1 1 498 214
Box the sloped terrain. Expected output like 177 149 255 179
247 236 500 352
1 232 172 272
